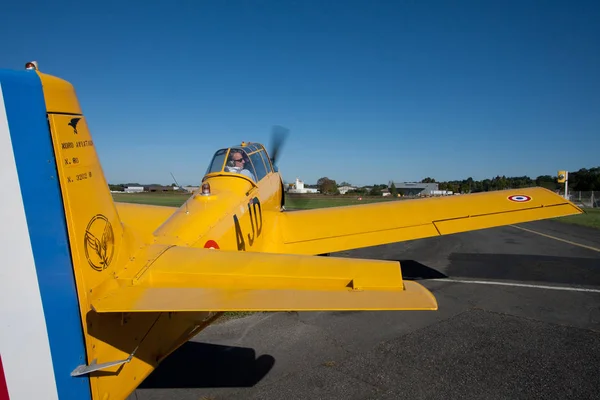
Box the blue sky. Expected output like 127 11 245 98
3 0 599 186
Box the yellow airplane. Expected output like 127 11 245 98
0 62 583 400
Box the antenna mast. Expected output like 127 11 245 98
170 172 189 214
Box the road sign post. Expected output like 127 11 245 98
557 170 568 200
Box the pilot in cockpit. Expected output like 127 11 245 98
225 149 256 181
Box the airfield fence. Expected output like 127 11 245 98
565 191 599 208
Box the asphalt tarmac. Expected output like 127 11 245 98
128 219 600 400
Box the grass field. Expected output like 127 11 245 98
111 191 396 209
555 208 600 229
112 191 599 229
112 192 190 207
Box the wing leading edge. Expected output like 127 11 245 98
277 187 583 255
90 245 437 312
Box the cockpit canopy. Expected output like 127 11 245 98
205 142 274 182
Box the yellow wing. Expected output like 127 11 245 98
90 245 437 312
278 187 583 255
114 202 177 239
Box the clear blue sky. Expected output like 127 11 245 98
3 0 599 186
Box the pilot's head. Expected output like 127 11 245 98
229 150 246 167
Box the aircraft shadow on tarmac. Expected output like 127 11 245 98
394 254 599 288
446 253 600 287
138 341 275 389
395 259 448 280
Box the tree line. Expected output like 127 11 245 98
315 166 600 195
429 166 600 193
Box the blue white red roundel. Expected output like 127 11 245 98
508 195 531 202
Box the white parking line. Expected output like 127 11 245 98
430 278 600 293
509 224 600 253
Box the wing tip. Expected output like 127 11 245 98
403 280 438 310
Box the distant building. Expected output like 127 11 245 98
287 178 319 194
146 185 177 192
124 186 144 193
389 181 440 196
338 185 357 195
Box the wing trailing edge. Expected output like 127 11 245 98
90 246 437 312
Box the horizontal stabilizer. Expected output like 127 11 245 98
91 246 437 312
115 202 177 239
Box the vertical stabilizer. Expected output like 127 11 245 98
40 71 129 295
32 69 210 400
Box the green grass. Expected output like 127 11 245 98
112 192 189 207
285 194 396 210
111 191 397 209
113 192 600 230
554 208 600 229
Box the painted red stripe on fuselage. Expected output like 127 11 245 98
0 355 9 400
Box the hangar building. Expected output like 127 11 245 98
388 181 440 196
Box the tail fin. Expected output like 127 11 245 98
42 71 128 293
33 71 213 399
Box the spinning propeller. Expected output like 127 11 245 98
268 125 292 210
269 125 289 172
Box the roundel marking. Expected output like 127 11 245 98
508 195 532 203
204 240 220 249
